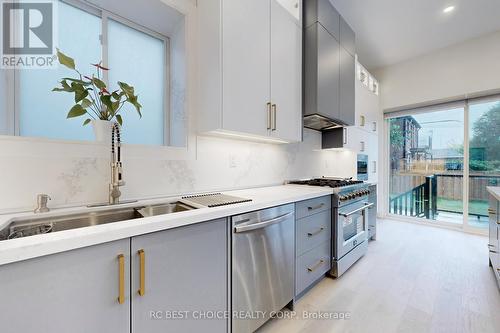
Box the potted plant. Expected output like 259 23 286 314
52 49 142 142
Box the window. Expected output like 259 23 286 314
19 1 101 141
108 19 166 145
1 0 185 146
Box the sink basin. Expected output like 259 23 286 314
137 202 195 217
0 201 197 241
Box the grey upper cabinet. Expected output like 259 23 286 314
339 15 355 56
304 23 340 121
131 219 228 333
0 239 131 333
304 0 340 39
339 46 355 125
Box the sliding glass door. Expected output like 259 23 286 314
467 100 500 229
386 96 500 232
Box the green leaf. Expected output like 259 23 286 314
83 119 92 126
81 98 93 108
74 87 89 103
57 49 75 70
67 104 87 118
61 80 72 91
62 77 91 86
92 77 106 90
100 95 113 112
118 81 134 96
127 95 142 118
111 101 120 114
52 80 73 93
111 91 122 100
115 114 123 126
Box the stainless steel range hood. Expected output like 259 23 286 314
303 0 356 132
303 113 345 131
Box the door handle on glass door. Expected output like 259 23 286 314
267 102 272 130
271 104 277 131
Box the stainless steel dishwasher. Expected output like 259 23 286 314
231 204 295 333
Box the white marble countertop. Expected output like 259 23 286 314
487 186 500 201
0 185 333 266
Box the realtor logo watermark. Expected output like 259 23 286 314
1 0 58 68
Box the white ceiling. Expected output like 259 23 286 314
329 0 500 70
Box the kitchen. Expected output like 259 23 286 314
0 0 499 332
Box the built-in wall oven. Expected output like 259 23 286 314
357 154 368 181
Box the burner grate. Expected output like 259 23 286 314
289 178 363 188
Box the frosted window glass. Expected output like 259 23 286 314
19 2 101 140
108 19 165 146
0 70 7 134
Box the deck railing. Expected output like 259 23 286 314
390 175 437 219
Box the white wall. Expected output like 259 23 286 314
374 30 500 111
0 0 359 213
0 130 356 213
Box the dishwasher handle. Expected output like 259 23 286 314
234 211 294 233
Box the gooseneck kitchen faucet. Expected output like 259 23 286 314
109 122 125 204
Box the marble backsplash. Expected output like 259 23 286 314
0 129 356 213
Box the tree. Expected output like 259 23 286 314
389 119 404 149
470 103 500 162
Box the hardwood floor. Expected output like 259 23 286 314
258 219 500 333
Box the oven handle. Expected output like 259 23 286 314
340 202 374 217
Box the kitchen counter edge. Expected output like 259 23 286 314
0 185 333 266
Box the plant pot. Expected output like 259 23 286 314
91 120 112 143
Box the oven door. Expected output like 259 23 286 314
334 200 372 259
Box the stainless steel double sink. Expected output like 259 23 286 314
0 201 196 241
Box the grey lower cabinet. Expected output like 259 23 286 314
0 219 228 333
295 196 332 297
488 193 499 288
131 218 228 333
0 239 131 333
367 184 377 241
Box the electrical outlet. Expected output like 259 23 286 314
229 155 237 168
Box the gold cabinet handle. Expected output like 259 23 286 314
307 227 325 237
267 102 272 130
271 104 277 131
118 254 125 304
138 249 145 296
307 259 325 272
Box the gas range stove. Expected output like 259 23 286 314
288 177 372 278
288 177 369 207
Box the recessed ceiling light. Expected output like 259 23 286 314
443 6 455 13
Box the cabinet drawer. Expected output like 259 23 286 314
296 210 331 256
296 195 331 219
296 241 331 296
